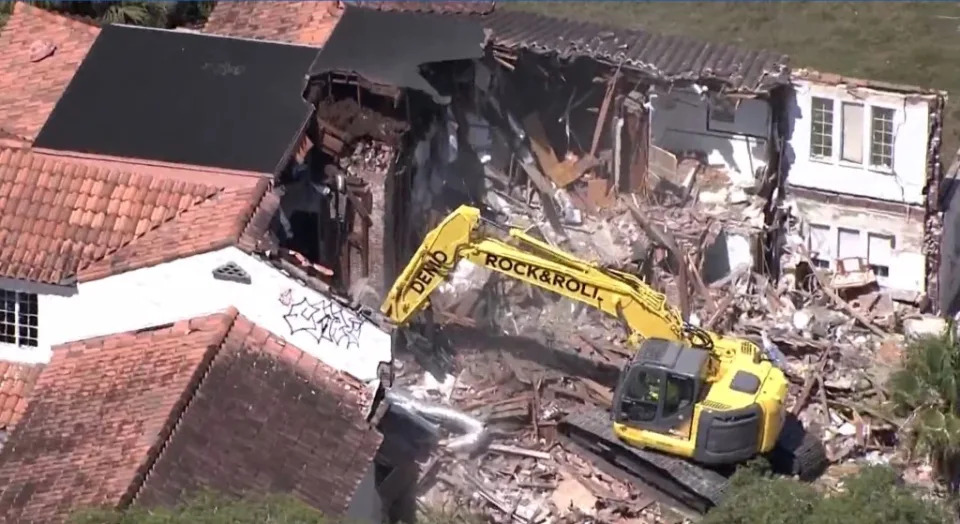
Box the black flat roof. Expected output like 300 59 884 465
308 6 485 99
34 25 319 175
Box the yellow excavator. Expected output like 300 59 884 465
381 205 827 513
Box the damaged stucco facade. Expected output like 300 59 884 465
786 72 946 305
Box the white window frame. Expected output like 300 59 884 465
0 289 38 348
867 233 895 279
807 95 897 175
836 227 864 260
807 223 833 269
809 97 834 160
869 106 895 172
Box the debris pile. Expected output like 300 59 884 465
383 55 945 522
394 351 684 523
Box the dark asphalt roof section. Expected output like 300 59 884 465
462 10 790 92
34 24 319 175
308 6 486 100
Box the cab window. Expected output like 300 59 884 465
622 370 662 422
662 374 695 418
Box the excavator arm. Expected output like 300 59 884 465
381 205 697 346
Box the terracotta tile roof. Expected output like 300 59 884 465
0 362 42 431
203 1 342 46
0 148 274 285
136 313 382 515
343 1 495 14
202 0 495 46
0 309 382 522
0 2 99 142
0 312 234 523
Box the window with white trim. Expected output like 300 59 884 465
0 289 38 347
870 107 895 169
867 233 894 279
840 102 864 164
808 224 832 268
810 97 834 159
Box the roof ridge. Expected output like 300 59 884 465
67 182 225 283
120 308 240 508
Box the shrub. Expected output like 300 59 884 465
70 491 331 524
888 324 960 486
704 464 948 524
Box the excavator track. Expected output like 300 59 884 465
558 409 728 515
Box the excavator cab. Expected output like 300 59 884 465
613 341 704 440
611 338 769 466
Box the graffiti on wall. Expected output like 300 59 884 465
279 289 364 351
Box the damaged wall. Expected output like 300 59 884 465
788 79 933 205
650 87 771 188
793 195 926 295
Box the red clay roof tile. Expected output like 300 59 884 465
0 3 99 142
343 1 495 14
203 1 342 46
0 312 235 523
0 310 381 522
202 1 494 46
0 362 42 431
0 148 273 284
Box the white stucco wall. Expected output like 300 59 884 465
650 87 771 187
795 197 926 294
0 247 392 382
788 79 932 204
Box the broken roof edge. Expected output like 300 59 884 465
792 68 947 98
307 5 487 100
453 9 790 93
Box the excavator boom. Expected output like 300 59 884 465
382 205 686 343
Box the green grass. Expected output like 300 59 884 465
509 2 960 155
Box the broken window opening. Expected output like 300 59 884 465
840 102 864 164
870 107 895 170
808 223 832 268
708 97 736 125
0 289 38 348
212 261 252 285
810 97 834 159
868 233 894 280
